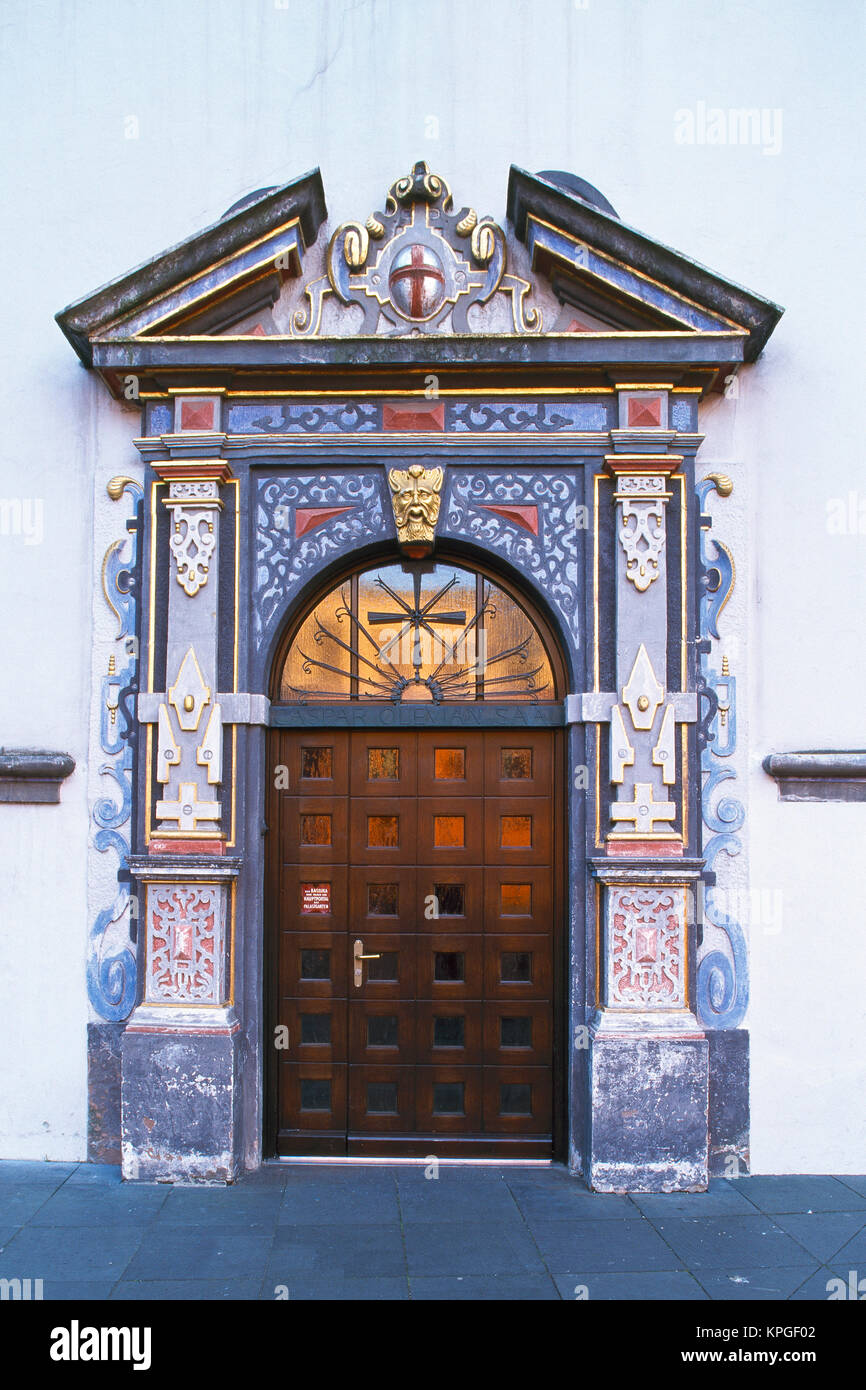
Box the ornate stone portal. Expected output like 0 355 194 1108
57 161 782 1187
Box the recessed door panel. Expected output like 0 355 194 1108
280 865 348 934
417 798 484 864
292 733 350 793
484 867 552 934
415 866 483 935
281 797 349 864
416 1001 484 1066
279 1062 347 1138
416 931 484 1001
482 1067 552 1135
349 797 418 863
349 1065 416 1133
483 731 553 796
482 1000 552 1067
279 931 349 1001
416 1066 484 1135
483 935 552 1000
349 866 418 934
350 734 418 796
417 739 483 796
350 1000 417 1065
483 796 552 866
278 999 348 1064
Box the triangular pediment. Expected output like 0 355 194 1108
56 161 782 396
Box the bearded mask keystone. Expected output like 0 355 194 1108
388 465 443 557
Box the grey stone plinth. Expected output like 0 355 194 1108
121 1010 242 1183
588 1031 709 1192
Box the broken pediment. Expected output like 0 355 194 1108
55 160 783 396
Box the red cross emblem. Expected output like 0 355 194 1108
389 243 446 320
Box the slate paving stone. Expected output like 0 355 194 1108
0 1187 60 1226
821 1271 866 1316
630 1180 759 1220
498 1163 581 1188
788 1266 850 1301
694 1266 821 1300
0 1224 144 1281
267 1222 406 1279
0 1161 864 1299
236 1164 289 1188
509 1184 637 1223
37 1279 119 1300
730 1176 866 1214
771 1212 866 1263
124 1225 274 1281
403 1219 546 1277
397 1173 519 1223
268 1275 409 1300
156 1187 283 1227
62 1164 125 1186
529 1217 680 1273
279 1181 401 1225
552 1270 708 1300
653 1216 816 1270
827 1224 866 1266
110 1278 264 1301
29 1184 169 1227
0 1162 76 1186
410 1275 560 1300
281 1164 402 1186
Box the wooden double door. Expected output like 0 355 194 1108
266 728 562 1157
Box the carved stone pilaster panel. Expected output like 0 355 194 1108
606 885 686 1010
167 505 217 597
612 470 671 593
144 880 227 1006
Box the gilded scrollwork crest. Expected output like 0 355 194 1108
293 160 540 337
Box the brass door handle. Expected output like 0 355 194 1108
353 938 380 987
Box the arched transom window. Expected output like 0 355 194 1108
277 560 557 704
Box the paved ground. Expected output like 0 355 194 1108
0 1161 864 1300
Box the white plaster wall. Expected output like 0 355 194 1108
0 0 861 1168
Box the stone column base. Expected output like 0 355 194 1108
588 1020 709 1192
120 1006 242 1182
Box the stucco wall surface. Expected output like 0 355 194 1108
0 0 861 1169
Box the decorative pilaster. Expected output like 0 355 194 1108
583 411 708 1191
121 458 243 1182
